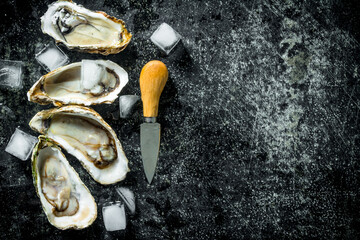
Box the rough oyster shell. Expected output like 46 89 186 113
41 0 132 55
31 135 97 229
29 106 129 185
27 60 128 107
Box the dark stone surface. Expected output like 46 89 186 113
1 0 360 239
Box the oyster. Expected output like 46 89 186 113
27 60 128 107
29 106 129 185
31 136 97 229
41 0 132 55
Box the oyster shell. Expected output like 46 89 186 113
31 136 97 229
29 106 129 185
27 60 128 107
41 0 132 55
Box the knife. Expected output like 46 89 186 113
140 60 168 184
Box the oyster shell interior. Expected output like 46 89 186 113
41 0 132 55
30 106 129 185
53 7 119 46
43 62 117 100
27 60 128 106
32 136 97 229
48 113 117 169
42 155 79 217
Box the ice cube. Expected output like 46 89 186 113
81 60 106 94
119 95 140 118
35 43 69 72
150 23 181 55
102 202 126 231
5 128 38 161
116 187 135 214
0 60 23 89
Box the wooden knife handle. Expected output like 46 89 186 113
140 60 168 117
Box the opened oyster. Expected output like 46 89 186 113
32 136 97 229
29 106 129 185
41 0 132 55
28 60 128 107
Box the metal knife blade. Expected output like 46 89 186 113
140 122 160 184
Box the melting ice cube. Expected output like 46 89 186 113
119 95 140 118
5 128 38 161
0 60 23 89
35 43 69 71
102 202 126 231
150 23 181 55
116 187 136 214
81 60 107 94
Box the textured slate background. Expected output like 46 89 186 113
1 0 360 239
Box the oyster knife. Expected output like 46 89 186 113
140 60 168 184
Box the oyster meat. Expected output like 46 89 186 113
29 106 129 185
32 136 97 229
27 60 128 107
41 0 132 55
